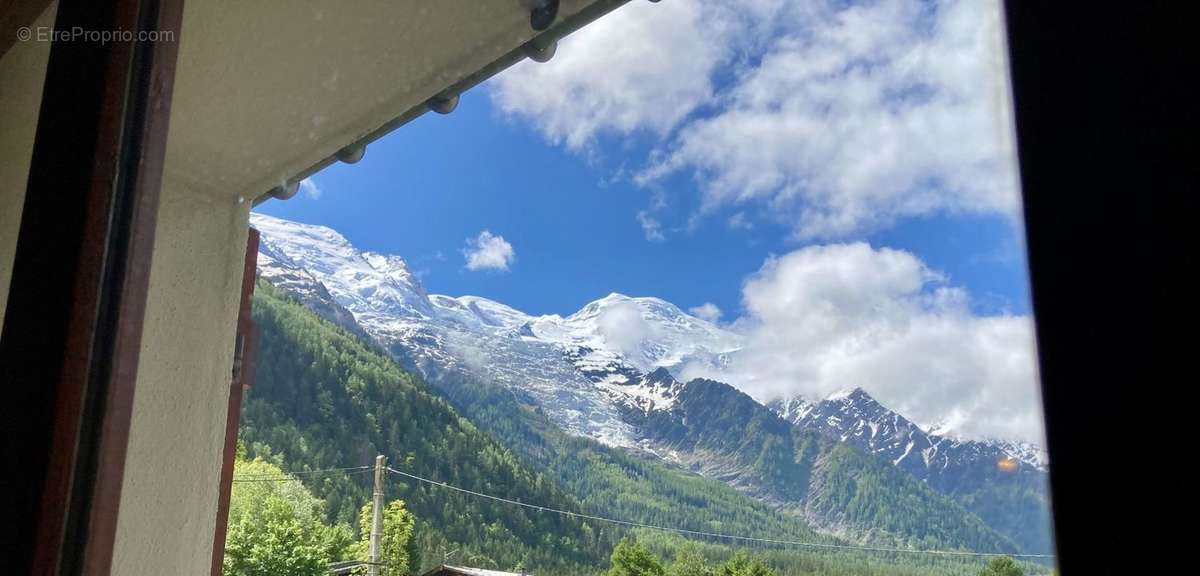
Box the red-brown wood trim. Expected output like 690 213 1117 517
78 0 186 572
210 227 261 576
209 382 246 576
0 0 184 573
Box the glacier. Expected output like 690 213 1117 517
252 214 741 447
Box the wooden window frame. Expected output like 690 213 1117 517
0 0 184 573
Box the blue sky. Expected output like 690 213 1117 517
253 88 1028 320
255 0 1043 442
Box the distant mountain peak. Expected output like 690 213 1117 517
252 215 742 448
645 366 676 384
770 384 1047 473
825 386 871 401
570 292 682 321
251 213 434 320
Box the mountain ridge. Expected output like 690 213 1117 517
766 389 1052 552
250 213 1050 553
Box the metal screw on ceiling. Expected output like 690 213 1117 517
522 38 557 63
526 0 559 32
268 181 300 201
336 144 366 164
427 94 460 115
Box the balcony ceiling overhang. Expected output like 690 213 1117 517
161 0 630 202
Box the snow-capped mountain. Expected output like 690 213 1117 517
251 214 1052 553
251 214 739 448
768 388 1047 476
596 367 688 415
767 387 1053 552
537 292 742 377
254 214 1043 464
257 238 367 337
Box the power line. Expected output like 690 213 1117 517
386 466 1055 560
232 465 372 483
234 468 370 480
237 465 372 476
226 462 1055 560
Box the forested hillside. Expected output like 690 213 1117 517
769 390 1052 554
637 379 1013 552
242 282 613 574
407 361 1033 575
243 281 1048 575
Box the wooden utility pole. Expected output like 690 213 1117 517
369 455 386 576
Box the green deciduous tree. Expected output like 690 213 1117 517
979 556 1024 576
354 499 417 576
715 551 776 576
608 538 665 576
668 545 714 576
223 458 353 576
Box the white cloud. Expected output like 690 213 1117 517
648 0 1018 239
491 0 1037 441
299 178 322 199
728 212 753 231
636 210 665 241
462 230 515 272
495 0 1020 239
688 302 723 323
682 243 1043 444
597 301 658 358
490 0 783 150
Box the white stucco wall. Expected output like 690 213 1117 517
0 10 250 571
0 3 53 327
109 187 251 574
